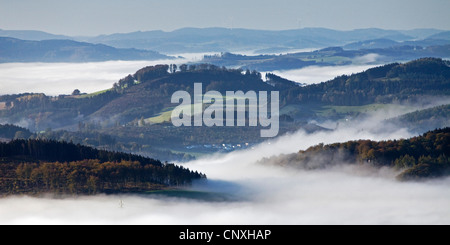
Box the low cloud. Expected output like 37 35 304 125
0 55 203 96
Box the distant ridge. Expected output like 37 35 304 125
1 27 447 54
81 27 418 53
0 28 70 41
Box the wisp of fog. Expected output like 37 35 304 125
1 112 449 225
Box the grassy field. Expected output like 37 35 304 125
77 88 112 98
146 107 175 124
146 94 264 125
145 104 202 124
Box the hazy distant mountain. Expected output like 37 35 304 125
428 31 450 41
399 29 444 40
0 37 172 62
1 27 447 54
0 28 70 41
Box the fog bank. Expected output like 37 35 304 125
1 116 449 225
1 162 448 225
0 53 209 96
1 59 449 225
268 64 378 85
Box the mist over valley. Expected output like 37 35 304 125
0 1 449 226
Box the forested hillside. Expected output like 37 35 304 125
285 58 450 105
0 139 206 196
0 124 33 140
260 128 450 181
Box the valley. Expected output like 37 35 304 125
0 20 449 225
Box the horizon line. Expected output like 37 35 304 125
1 26 449 38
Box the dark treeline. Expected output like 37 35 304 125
0 123 195 163
0 139 162 164
0 139 206 196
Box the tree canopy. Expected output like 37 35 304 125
0 139 206 196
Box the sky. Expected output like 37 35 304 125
0 0 449 36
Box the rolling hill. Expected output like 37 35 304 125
285 58 450 106
0 58 449 161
